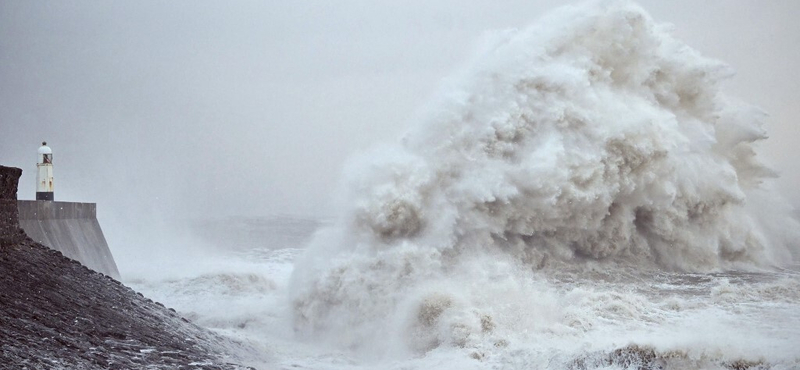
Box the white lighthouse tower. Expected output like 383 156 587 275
36 141 54 201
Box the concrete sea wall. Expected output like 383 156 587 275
2 163 246 368
17 200 120 279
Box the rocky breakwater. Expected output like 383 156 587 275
0 165 254 369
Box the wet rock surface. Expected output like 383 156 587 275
0 241 254 369
0 165 254 369
567 344 768 370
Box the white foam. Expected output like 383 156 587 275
287 0 800 365
123 1 800 368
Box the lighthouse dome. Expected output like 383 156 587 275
38 142 52 154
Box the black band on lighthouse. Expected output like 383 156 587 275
36 192 54 201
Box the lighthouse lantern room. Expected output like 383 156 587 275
36 141 54 201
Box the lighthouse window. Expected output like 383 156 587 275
43 154 52 164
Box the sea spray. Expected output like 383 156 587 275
289 0 800 361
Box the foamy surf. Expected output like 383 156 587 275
125 1 800 369
283 0 800 368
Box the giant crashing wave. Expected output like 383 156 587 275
289 0 800 356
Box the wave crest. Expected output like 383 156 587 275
289 0 799 354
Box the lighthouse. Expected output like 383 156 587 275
36 141 54 201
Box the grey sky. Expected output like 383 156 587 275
1 1 798 230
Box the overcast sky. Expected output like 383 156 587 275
1 1 798 234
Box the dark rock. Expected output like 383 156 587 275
568 344 768 370
0 166 28 248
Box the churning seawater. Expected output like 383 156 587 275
129 1 800 369
125 216 800 370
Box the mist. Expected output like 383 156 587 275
1 1 798 276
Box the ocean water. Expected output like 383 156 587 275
127 1 800 369
125 215 800 369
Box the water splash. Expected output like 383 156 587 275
289 0 800 361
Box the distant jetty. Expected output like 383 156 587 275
12 142 120 278
1 165 252 369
